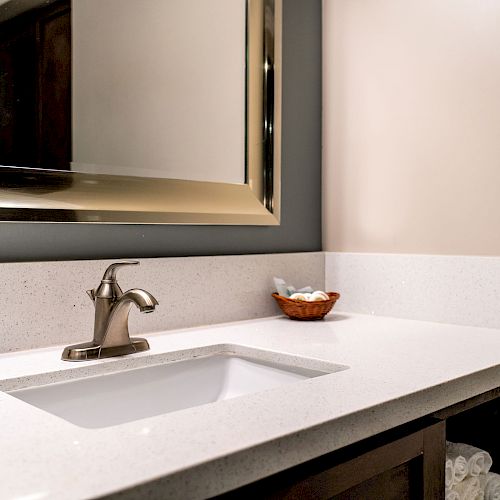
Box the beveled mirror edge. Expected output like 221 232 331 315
0 0 281 226
273 0 282 223
0 167 278 224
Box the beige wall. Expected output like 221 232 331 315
323 0 500 255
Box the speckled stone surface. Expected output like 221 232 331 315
0 252 324 353
326 252 500 328
0 313 499 500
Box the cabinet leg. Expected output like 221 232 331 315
423 420 446 500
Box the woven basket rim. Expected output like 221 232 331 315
272 291 340 303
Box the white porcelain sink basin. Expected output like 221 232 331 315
8 346 348 429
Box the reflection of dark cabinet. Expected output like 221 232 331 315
0 22 37 167
0 0 71 170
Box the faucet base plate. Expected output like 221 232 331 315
61 337 150 362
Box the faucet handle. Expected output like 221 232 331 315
89 262 140 303
101 261 139 283
87 288 96 303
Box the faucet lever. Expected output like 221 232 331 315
86 289 96 303
101 261 139 282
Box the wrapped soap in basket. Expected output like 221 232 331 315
272 277 340 321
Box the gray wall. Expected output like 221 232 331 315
0 0 322 262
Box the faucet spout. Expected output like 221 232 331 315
120 288 159 313
100 289 159 349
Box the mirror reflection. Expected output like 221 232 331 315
0 0 247 183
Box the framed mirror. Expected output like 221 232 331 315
0 0 281 224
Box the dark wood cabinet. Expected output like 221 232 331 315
280 422 445 500
218 420 446 499
218 389 500 499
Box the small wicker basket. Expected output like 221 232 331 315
272 292 340 321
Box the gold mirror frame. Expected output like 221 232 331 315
0 0 281 225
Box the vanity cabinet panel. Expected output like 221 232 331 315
219 391 500 499
218 421 445 499
333 461 420 500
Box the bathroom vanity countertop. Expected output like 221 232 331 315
1 313 500 499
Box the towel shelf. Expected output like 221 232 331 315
445 394 500 474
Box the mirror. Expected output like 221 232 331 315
73 0 246 184
0 0 281 224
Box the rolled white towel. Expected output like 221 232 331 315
447 445 469 484
453 476 481 500
447 442 493 477
479 472 500 500
447 458 457 489
446 488 460 500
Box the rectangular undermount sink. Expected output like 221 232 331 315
8 345 348 429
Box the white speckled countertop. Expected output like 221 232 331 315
1 312 500 500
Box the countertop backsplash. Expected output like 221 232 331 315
4 250 499 354
0 252 324 353
326 252 500 329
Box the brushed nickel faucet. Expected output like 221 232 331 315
62 261 158 361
